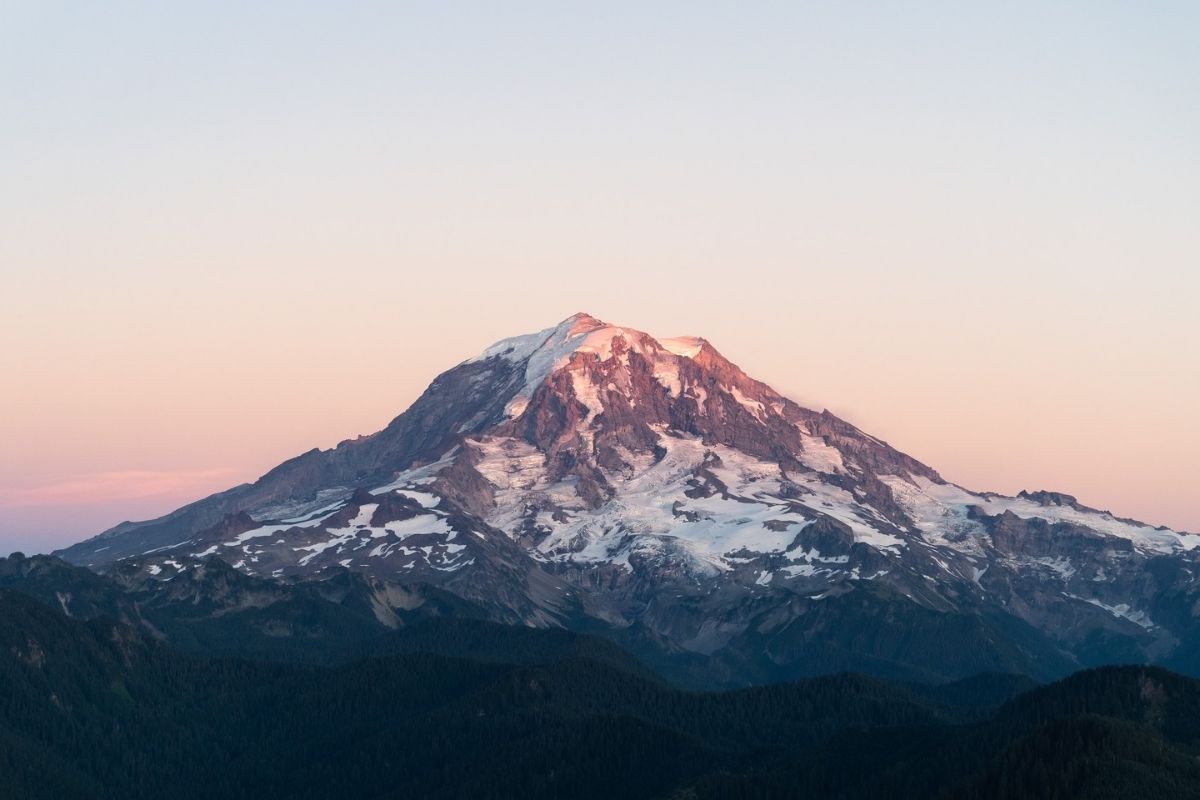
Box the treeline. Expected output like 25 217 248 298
2 589 1200 799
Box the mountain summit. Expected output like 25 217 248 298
56 314 1200 682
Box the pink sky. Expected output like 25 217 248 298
2 298 1196 554
1 4 1197 553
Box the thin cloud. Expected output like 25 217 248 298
0 468 239 508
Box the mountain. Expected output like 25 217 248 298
2 583 1200 799
55 312 1200 684
0 551 665 679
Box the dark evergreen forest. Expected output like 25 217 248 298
3 587 1200 799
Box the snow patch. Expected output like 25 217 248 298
885 476 1198 556
659 336 705 358
798 432 846 475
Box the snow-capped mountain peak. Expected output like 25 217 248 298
55 313 1200 685
463 313 770 429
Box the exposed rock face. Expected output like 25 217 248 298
54 313 1200 683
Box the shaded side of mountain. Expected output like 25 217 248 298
4 554 1080 686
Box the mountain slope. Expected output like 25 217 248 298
55 313 1200 683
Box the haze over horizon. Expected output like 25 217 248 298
2 3 1197 554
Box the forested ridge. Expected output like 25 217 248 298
2 587 1200 799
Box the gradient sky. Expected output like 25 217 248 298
2 2 1197 554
